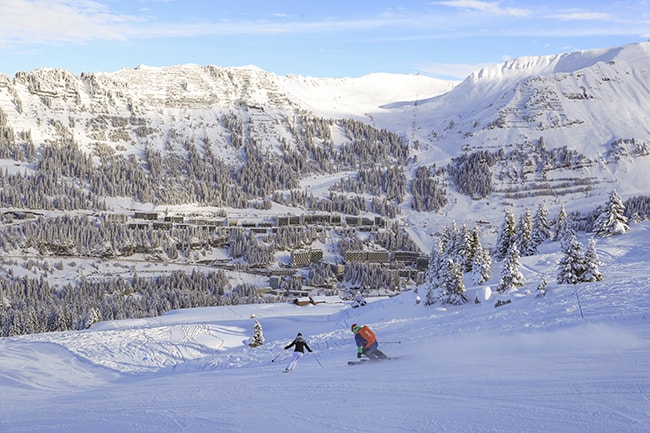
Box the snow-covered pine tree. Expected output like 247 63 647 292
582 238 603 282
471 245 492 285
553 205 568 241
556 233 586 285
424 284 439 306
440 222 457 259
467 226 481 273
529 202 552 254
592 189 630 236
494 209 516 261
459 224 473 272
535 277 548 298
556 209 575 246
426 222 488 304
440 259 468 305
515 208 533 256
248 320 265 348
441 223 473 272
425 242 441 287
424 241 445 305
496 243 525 293
81 307 102 329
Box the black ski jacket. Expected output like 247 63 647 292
285 336 312 353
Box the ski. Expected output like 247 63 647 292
347 356 398 366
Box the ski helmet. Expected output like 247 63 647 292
351 324 360 332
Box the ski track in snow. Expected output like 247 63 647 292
1 225 650 432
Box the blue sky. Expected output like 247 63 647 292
1 0 648 79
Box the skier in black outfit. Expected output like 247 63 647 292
284 332 312 372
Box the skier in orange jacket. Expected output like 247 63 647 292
351 324 388 360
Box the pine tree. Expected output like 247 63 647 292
535 277 548 298
424 241 445 306
467 226 481 272
425 240 445 289
248 320 265 348
440 259 467 305
471 245 492 285
556 233 585 285
553 205 568 241
440 223 457 261
496 244 525 293
515 208 533 256
424 284 440 306
593 189 630 236
582 238 603 282
459 224 473 272
494 209 516 261
80 307 102 329
529 202 552 254
556 210 575 246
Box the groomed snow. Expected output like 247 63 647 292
1 223 649 433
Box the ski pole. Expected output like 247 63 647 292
311 352 323 367
573 289 585 319
382 341 402 344
271 350 284 362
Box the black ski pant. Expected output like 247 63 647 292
364 348 388 360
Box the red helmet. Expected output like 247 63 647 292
351 324 360 332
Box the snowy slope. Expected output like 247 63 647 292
1 222 649 433
411 41 650 159
279 72 457 120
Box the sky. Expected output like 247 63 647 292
0 1 649 80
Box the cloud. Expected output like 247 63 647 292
435 0 531 17
550 11 614 21
0 0 139 47
0 0 422 46
420 62 489 80
0 0 645 52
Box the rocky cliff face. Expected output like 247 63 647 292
0 64 450 159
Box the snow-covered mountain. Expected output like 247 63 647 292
1 42 648 231
0 63 453 158
411 41 650 158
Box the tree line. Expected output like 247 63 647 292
0 269 278 337
424 191 628 307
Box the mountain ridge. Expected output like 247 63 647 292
0 41 649 230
